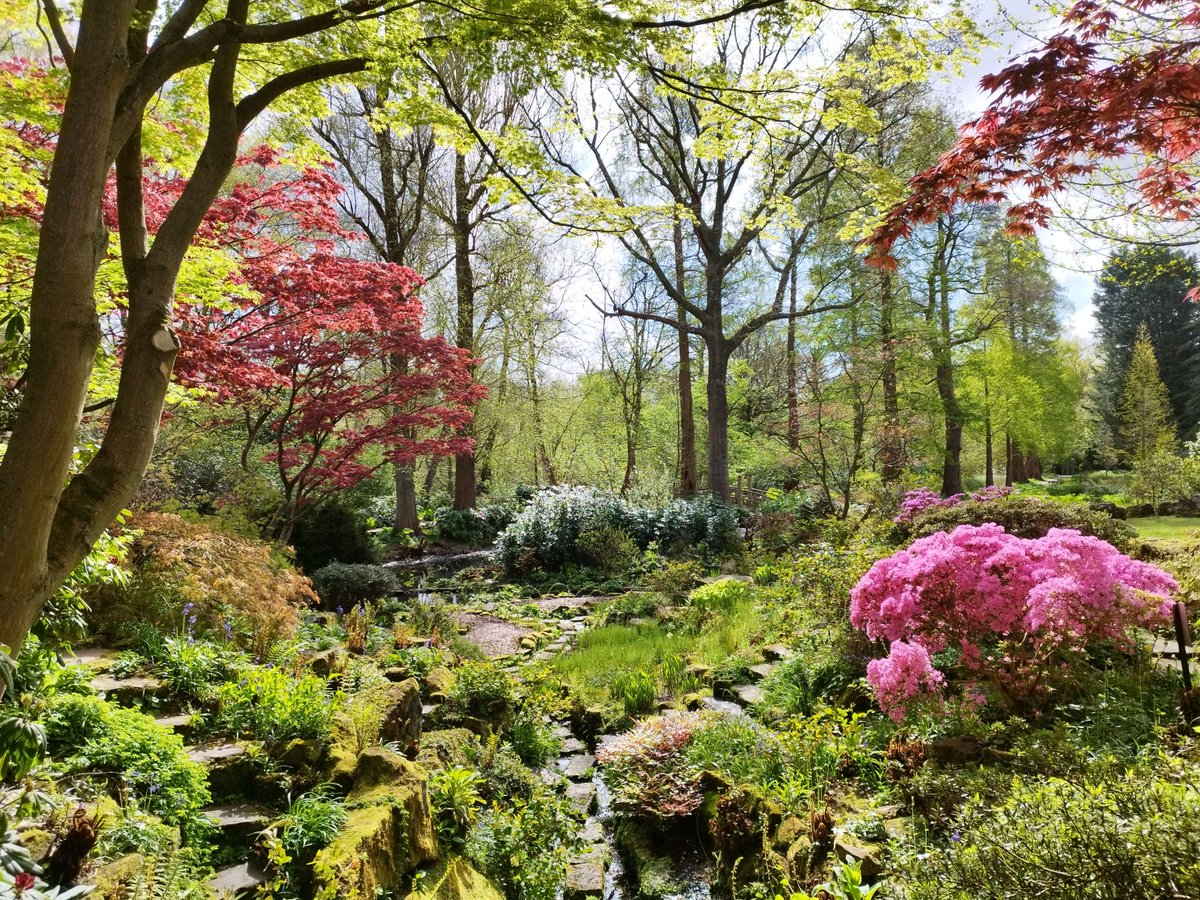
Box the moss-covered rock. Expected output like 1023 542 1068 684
312 748 438 899
416 729 480 773
614 819 685 899
404 855 504 900
379 678 422 757
90 853 146 900
422 667 455 703
321 712 361 789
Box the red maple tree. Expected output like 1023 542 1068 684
867 0 1200 264
154 154 484 539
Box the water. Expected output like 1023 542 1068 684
592 770 712 900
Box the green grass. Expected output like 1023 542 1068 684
1130 516 1200 544
551 599 765 710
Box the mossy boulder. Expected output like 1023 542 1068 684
312 748 438 899
322 712 361 789
404 855 504 900
90 853 146 900
614 819 685 899
379 677 422 757
416 728 480 773
422 667 455 703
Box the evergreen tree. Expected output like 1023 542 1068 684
1094 247 1200 436
1119 324 1176 464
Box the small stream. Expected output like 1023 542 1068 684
591 769 713 900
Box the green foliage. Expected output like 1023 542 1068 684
108 848 212 900
289 500 377 572
897 762 1200 900
688 579 751 618
215 666 336 743
43 696 210 841
310 562 399 609
96 807 179 860
779 859 879 900
1119 323 1176 465
593 592 660 626
280 785 347 862
611 670 657 716
446 662 515 720
154 636 238 701
465 782 579 900
431 505 514 546
507 705 561 768
429 766 484 847
903 495 1136 549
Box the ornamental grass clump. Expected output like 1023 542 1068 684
850 524 1177 720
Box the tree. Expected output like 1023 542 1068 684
314 82 442 534
0 0 773 651
1118 323 1175 465
1094 247 1200 438
869 0 1200 260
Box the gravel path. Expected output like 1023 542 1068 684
455 612 534 657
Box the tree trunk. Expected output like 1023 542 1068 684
706 339 731 502
983 372 994 487
786 264 800 453
452 151 477 511
673 219 699 496
879 271 902 485
933 219 963 497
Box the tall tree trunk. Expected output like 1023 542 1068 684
984 373 994 488
673 219 699 496
391 351 419 534
706 337 732 502
932 218 963 497
0 8 136 652
786 264 800 453
879 271 902 485
452 151 477 511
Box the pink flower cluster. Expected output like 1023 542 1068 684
893 486 1014 524
851 524 1176 720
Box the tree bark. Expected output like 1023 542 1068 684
879 271 902 485
452 151 477 511
674 219 699 496
786 264 800 453
706 335 732 502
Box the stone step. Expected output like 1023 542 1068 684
209 859 268 897
697 696 745 717
63 647 121 671
564 851 606 900
1151 638 1194 657
188 743 247 765
748 662 775 682
90 674 165 706
730 684 765 707
566 781 597 816
579 817 605 846
560 754 596 781
204 803 273 841
154 714 197 740
560 737 586 755
762 644 795 662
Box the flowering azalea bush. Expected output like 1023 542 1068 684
850 524 1176 720
894 486 1013 524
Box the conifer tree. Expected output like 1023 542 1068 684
1119 324 1175 464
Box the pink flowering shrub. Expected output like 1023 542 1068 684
850 524 1176 720
894 486 1014 524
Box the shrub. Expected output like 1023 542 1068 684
215 666 337 743
289 500 376 571
851 524 1177 720
90 512 312 650
432 505 514 546
611 669 657 716
753 489 825 550
497 486 741 574
594 592 660 626
155 634 239 701
897 766 1200 900
653 495 741 556
465 781 578 900
902 494 1136 549
44 696 210 840
310 562 399 609
596 712 712 819
280 785 347 863
577 523 641 574
444 661 516 724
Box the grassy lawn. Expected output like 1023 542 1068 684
1130 516 1200 544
